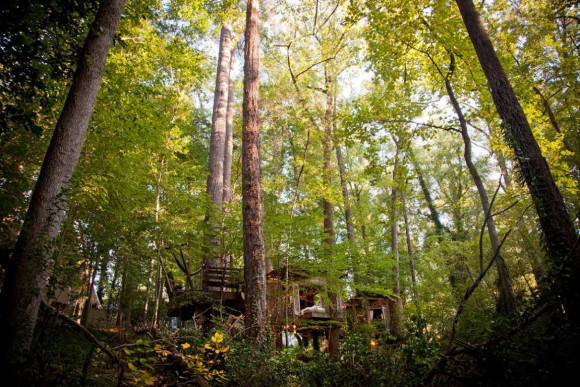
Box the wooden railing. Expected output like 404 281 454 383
201 266 243 292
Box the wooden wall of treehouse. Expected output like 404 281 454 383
50 286 110 328
347 295 392 331
267 277 344 323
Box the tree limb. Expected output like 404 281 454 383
41 299 124 368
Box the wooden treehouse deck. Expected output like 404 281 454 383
167 266 244 320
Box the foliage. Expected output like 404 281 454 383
224 315 441 387
1 0 578 384
122 332 230 385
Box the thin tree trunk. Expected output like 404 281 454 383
151 245 162 329
456 0 579 321
402 193 419 302
76 253 92 322
532 86 576 167
389 139 404 337
410 152 448 235
444 55 516 315
322 70 335 249
532 86 563 138
116 259 128 334
143 260 152 318
96 252 109 302
321 67 340 359
242 0 267 342
81 253 100 326
223 51 235 206
336 146 355 242
222 51 235 268
151 166 163 328
206 23 233 268
106 258 119 324
496 151 512 188
0 0 126 366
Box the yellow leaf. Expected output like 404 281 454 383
212 332 224 343
181 343 191 349
204 344 212 350
128 363 138 372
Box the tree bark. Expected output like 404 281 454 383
322 69 336 249
410 151 448 235
242 0 268 342
223 51 235 206
532 86 576 166
336 146 355 242
0 0 126 366
206 23 233 268
151 163 164 328
151 245 162 329
444 55 516 315
322 67 340 359
222 51 235 268
81 252 100 326
389 139 404 337
402 193 419 302
456 0 579 320
496 151 512 188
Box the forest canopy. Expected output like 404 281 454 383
0 0 578 385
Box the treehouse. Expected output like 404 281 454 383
267 267 345 322
48 285 109 328
347 291 393 331
167 265 244 324
267 267 344 352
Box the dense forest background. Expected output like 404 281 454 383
0 0 578 385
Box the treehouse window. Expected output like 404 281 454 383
371 308 384 320
300 290 320 310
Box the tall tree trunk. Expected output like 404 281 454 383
206 23 233 269
151 245 162 329
410 151 448 235
531 86 577 170
322 70 336 249
444 55 516 315
402 193 419 302
0 0 125 366
455 0 579 320
496 151 512 188
116 256 130 339
336 146 355 242
96 252 109 302
242 0 267 342
222 52 235 267
151 163 164 328
321 67 340 359
532 86 569 147
223 51 235 206
81 252 100 326
143 258 153 318
389 139 404 337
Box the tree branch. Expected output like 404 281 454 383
381 119 460 133
295 56 336 79
42 300 124 368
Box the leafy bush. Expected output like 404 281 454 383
225 317 441 387
121 332 230 385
